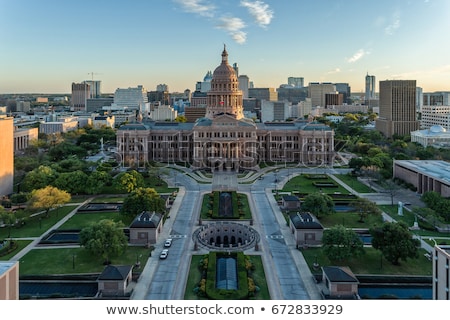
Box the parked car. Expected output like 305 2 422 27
164 239 173 247
159 249 169 259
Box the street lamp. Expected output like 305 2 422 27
429 238 438 247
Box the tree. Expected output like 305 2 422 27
79 219 128 264
322 225 365 261
28 186 71 217
116 170 144 193
21 165 58 192
370 221 420 265
121 187 166 216
53 170 89 194
352 198 381 223
174 115 187 123
86 170 112 195
0 206 14 238
301 192 335 218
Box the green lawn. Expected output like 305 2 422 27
301 246 433 276
333 174 375 193
282 174 349 194
19 246 151 276
0 240 33 261
0 205 78 239
58 211 135 230
318 211 384 228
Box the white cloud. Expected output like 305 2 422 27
216 17 247 44
347 49 369 63
385 13 401 35
174 0 215 18
327 68 341 74
240 0 274 28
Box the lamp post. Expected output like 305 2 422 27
72 254 76 270
429 237 438 247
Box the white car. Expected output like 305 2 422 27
159 249 169 259
164 239 173 247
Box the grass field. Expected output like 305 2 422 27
19 246 151 275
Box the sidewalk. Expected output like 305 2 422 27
9 198 94 261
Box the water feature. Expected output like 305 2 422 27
218 192 233 217
359 285 432 299
216 256 238 290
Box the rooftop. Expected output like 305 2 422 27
394 160 450 185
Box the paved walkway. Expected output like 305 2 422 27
9 198 94 261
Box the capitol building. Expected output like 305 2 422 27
117 47 335 171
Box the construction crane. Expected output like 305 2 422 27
87 71 101 82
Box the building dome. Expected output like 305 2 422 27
430 125 446 133
212 46 238 81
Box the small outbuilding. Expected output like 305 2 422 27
97 265 133 297
289 212 324 247
281 194 301 210
129 211 163 245
321 266 359 299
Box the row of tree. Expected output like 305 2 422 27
322 221 420 265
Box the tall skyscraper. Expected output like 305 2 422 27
71 82 90 112
365 73 376 102
288 77 304 88
375 80 419 138
0 116 14 197
83 80 101 99
238 75 250 99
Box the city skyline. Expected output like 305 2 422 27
1 0 450 94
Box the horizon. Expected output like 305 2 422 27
1 0 450 94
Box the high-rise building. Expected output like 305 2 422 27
288 77 304 88
0 116 14 197
432 245 450 300
83 80 101 99
423 91 450 106
365 73 376 102
334 83 351 104
71 82 90 112
375 80 419 138
113 85 148 111
238 75 250 99
248 87 278 102
308 82 336 107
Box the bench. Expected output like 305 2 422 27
424 253 432 261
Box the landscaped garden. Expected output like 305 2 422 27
184 252 270 300
200 191 252 220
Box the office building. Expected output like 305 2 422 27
335 83 351 105
432 245 450 300
423 91 450 106
0 116 14 197
308 82 336 107
420 105 450 129
248 87 278 102
375 80 419 138
238 75 250 99
71 82 90 112
113 85 148 111
277 86 308 104
365 73 376 102
288 77 304 88
0 261 19 300
83 80 101 99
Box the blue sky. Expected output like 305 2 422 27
1 0 449 94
